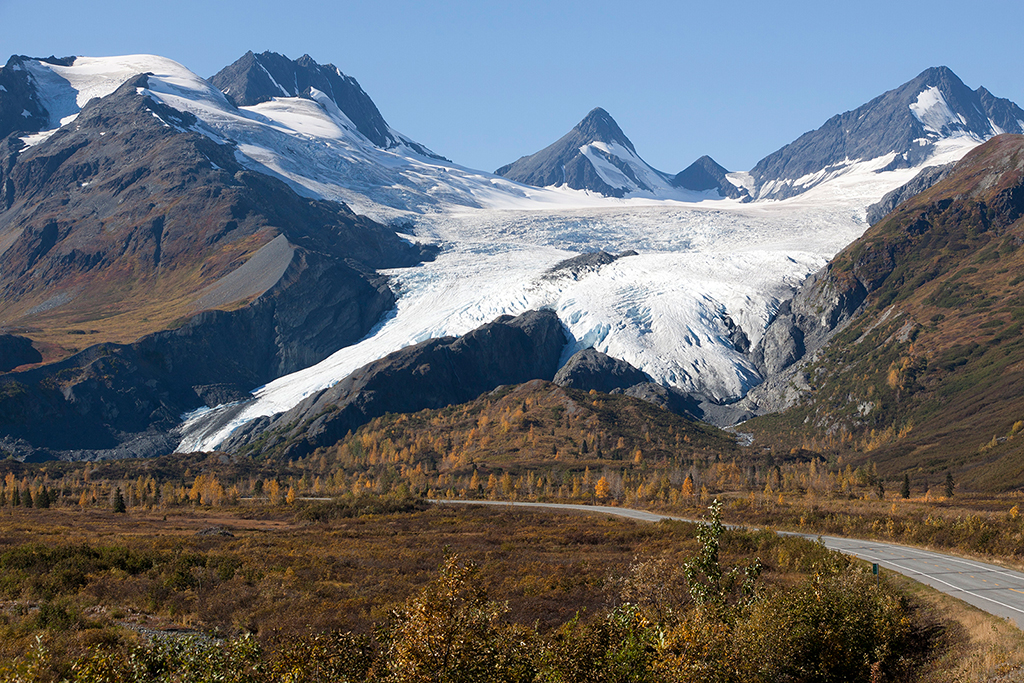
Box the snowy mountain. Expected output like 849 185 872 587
494 108 671 198
2 51 1022 460
751 66 1024 200
210 51 444 160
494 108 742 200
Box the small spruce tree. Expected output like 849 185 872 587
945 471 955 498
112 487 127 513
20 487 32 508
876 480 885 500
901 473 911 499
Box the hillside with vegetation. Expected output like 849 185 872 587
747 134 1024 491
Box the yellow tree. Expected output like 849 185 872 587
681 475 695 498
595 476 611 500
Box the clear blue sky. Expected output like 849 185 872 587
2 0 1021 173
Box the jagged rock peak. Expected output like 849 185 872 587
210 50 395 149
750 65 1024 201
573 107 637 152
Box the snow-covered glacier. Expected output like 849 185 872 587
13 55 989 452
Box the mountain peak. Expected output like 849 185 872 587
210 50 396 148
495 107 668 198
749 65 1024 200
670 155 749 200
573 107 635 152
917 65 956 79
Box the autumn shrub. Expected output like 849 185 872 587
66 634 264 683
296 491 427 524
733 568 912 682
376 554 536 683
536 606 660 683
265 631 375 683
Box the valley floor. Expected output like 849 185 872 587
1 499 1023 681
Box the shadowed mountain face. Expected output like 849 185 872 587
211 310 568 461
751 67 1024 200
744 134 1024 490
0 56 54 141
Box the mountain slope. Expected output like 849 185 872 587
494 108 681 198
0 68 421 357
751 66 1024 201
0 58 428 460
744 134 1024 491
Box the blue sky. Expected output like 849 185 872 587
1 0 1021 173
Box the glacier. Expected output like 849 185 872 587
11 55 991 453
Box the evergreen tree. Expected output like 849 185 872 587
11 485 19 507
876 480 885 500
901 473 911 499
945 471 955 498
35 486 51 509
20 486 32 508
112 487 127 513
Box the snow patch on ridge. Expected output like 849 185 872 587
910 86 971 136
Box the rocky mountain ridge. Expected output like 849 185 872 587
750 66 1024 200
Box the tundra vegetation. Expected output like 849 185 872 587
1 383 1023 680
0 497 972 683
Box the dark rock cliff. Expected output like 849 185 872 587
219 310 568 460
865 163 955 226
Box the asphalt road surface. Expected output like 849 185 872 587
432 499 1024 629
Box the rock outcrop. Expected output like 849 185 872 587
553 348 649 394
0 334 40 371
219 310 568 459
865 163 955 225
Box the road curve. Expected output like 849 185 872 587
431 499 1024 629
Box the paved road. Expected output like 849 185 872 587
432 499 1024 629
